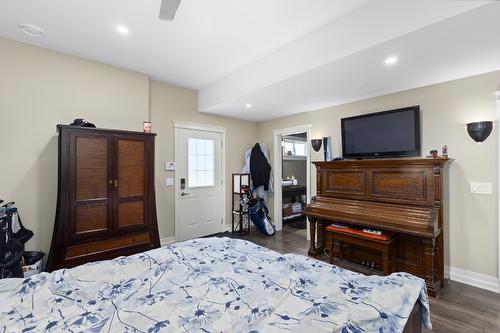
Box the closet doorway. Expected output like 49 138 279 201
272 125 311 240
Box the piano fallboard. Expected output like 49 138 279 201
307 196 440 238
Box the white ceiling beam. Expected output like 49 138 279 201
198 0 488 113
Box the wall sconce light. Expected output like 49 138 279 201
311 139 322 152
467 121 493 142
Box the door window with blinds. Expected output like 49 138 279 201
188 138 215 187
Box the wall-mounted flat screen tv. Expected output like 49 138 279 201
341 106 421 159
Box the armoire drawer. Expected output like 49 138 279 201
65 232 152 260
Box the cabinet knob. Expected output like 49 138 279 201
114 180 118 188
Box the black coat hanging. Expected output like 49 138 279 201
249 143 271 191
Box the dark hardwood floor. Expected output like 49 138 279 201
222 224 500 333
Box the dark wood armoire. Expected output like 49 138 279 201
47 125 160 271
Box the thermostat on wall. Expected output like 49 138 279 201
165 162 176 171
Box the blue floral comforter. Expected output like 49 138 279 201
0 237 431 332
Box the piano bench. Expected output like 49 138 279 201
326 225 397 275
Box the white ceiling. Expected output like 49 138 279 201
1 0 499 122
0 0 369 89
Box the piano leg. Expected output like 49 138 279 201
308 218 330 257
317 220 326 252
328 233 335 264
308 217 318 256
437 231 445 288
382 247 390 276
423 237 441 297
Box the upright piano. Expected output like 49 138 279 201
306 158 450 296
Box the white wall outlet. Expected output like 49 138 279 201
165 161 176 171
165 177 174 186
470 182 493 195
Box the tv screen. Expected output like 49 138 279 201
341 106 420 159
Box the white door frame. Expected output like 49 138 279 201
273 124 312 238
174 121 226 241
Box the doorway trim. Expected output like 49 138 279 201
272 124 312 237
173 121 226 241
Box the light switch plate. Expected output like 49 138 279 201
470 182 493 195
165 177 174 186
165 162 176 171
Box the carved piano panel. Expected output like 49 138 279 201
316 161 439 207
324 170 365 196
370 170 427 201
307 158 450 297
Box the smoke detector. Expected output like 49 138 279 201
19 24 44 38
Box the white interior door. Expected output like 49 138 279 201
176 128 223 241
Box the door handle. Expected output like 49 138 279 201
180 192 189 196
114 180 118 188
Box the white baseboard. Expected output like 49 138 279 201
160 236 176 247
160 226 230 246
445 265 499 293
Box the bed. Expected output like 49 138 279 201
0 237 431 332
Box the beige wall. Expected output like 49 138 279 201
283 160 307 186
257 70 500 278
0 37 149 254
149 80 258 238
0 37 258 256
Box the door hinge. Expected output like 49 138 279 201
221 218 224 224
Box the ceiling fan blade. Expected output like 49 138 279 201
159 0 181 21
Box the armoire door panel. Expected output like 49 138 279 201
115 137 147 229
75 204 108 234
118 201 144 227
71 133 113 239
118 140 145 198
75 137 109 200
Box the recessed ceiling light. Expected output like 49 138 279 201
245 103 252 109
18 24 44 38
384 56 398 66
116 25 129 35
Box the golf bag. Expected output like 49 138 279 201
248 198 275 236
0 200 34 279
241 186 275 236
